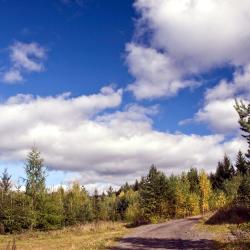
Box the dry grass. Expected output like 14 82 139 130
0 221 129 250
196 213 250 250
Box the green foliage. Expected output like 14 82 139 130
0 169 12 193
223 174 242 203
0 141 249 233
211 155 235 190
25 147 47 207
187 167 200 194
235 151 248 175
209 191 227 211
125 192 141 225
139 165 167 221
235 100 250 163
237 174 250 208
186 192 200 216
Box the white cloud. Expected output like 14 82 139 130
127 0 250 99
191 64 250 133
195 99 239 133
205 64 250 102
126 43 197 99
3 69 23 83
0 87 246 188
2 42 46 83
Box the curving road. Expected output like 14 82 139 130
112 216 217 250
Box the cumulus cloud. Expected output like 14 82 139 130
127 0 250 99
2 42 46 83
205 64 250 102
191 64 250 133
0 87 246 188
126 43 197 99
3 69 23 83
195 99 239 133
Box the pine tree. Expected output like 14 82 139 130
235 100 250 162
235 150 248 175
0 168 12 193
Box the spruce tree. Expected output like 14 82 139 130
139 165 167 221
187 167 199 194
213 154 235 189
133 179 140 191
25 147 47 207
0 168 12 193
235 150 248 175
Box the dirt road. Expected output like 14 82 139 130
112 216 217 250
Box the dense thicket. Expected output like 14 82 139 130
0 101 249 233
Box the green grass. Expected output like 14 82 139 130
0 221 129 250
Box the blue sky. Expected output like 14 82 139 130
0 0 249 191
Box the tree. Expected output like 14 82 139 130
237 176 250 207
174 175 190 218
133 179 140 191
187 167 199 194
25 147 47 208
235 150 248 175
0 168 12 193
139 165 167 222
199 170 212 214
235 100 250 162
24 147 48 230
212 155 235 189
92 189 101 222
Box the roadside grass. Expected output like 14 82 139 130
197 213 250 250
0 221 129 250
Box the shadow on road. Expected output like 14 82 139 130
111 237 216 249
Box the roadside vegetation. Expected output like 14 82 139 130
197 213 250 250
0 101 249 249
0 221 128 250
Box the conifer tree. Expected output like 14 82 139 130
24 147 48 230
133 179 140 191
235 150 248 175
139 165 167 221
235 100 250 162
213 154 235 189
25 147 47 209
0 168 12 193
187 167 199 194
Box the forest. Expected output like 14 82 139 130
0 101 249 234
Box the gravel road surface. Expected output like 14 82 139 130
112 216 216 250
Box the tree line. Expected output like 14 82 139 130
0 101 249 233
